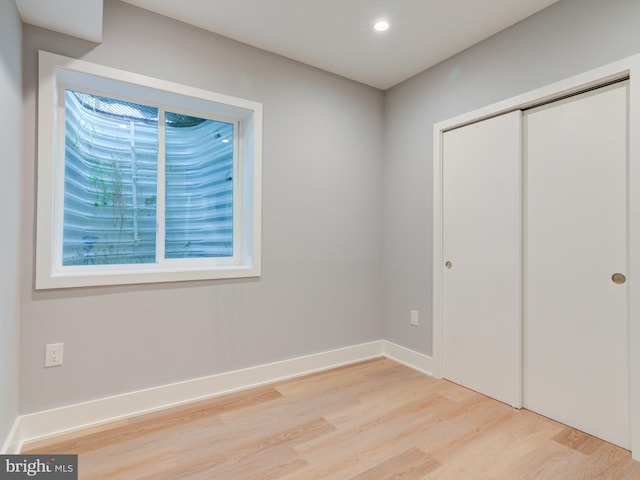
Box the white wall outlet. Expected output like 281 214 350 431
410 310 419 326
45 343 64 367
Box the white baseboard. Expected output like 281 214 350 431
1 417 22 454
12 340 432 451
382 340 434 375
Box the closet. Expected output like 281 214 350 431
440 80 630 449
442 110 522 409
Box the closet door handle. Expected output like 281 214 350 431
445 261 452 269
611 273 626 285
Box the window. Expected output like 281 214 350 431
36 51 262 288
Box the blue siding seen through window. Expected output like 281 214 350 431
63 90 158 265
62 90 234 266
165 115 234 258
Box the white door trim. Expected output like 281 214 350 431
432 53 640 461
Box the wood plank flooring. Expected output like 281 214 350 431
22 358 640 479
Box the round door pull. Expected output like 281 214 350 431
445 261 452 269
611 273 626 285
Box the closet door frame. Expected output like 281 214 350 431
432 53 640 461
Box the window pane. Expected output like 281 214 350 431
165 115 234 259
62 90 158 265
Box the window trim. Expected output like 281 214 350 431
36 51 262 289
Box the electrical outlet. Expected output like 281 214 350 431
45 343 64 367
410 310 419 326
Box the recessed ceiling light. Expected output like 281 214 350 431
374 20 389 32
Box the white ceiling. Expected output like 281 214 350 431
15 0 103 43
16 0 558 90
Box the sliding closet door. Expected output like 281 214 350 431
524 81 629 448
442 111 522 407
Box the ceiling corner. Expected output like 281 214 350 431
15 0 103 43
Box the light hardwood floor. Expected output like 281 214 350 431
23 358 640 479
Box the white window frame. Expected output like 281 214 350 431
36 51 262 289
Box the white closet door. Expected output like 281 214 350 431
442 111 522 407
524 81 629 448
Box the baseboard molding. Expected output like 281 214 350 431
382 340 434 375
13 340 432 451
1 417 22 454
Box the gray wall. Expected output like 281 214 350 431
20 0 384 413
0 0 22 447
382 0 640 353
17 0 640 418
